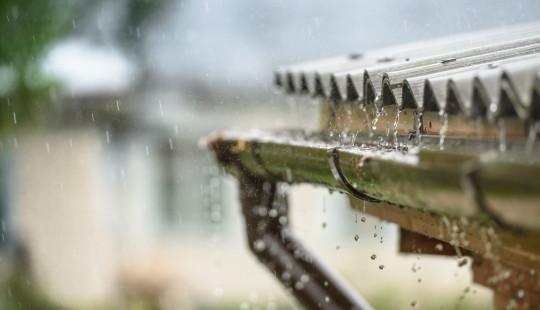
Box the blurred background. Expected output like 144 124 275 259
1 0 540 309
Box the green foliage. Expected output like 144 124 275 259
120 0 170 50
0 0 76 133
0 265 65 310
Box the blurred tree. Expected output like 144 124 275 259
0 0 77 133
120 0 171 51
118 0 173 83
0 3 77 308
73 0 173 84
0 0 172 133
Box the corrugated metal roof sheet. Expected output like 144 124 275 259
275 23 540 123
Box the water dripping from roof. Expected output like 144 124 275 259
439 112 448 150
498 118 507 152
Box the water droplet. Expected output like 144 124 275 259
354 234 359 241
517 289 525 299
417 278 422 283
489 102 498 113
434 243 443 252
325 296 330 303
378 265 385 270
294 281 304 290
253 239 266 252
410 300 418 308
498 118 507 152
301 274 310 283
361 217 366 222
439 112 448 150
159 100 164 117
371 254 377 260
322 222 327 229
373 233 377 238
286 168 293 182
323 281 329 287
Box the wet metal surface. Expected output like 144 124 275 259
207 23 540 310
275 23 540 124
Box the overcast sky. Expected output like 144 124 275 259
46 0 540 96
146 0 540 87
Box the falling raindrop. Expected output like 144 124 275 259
526 121 539 153
372 109 381 131
439 112 448 150
498 118 507 152
378 265 384 270
371 254 377 260
253 239 266 252
286 168 293 183
354 234 359 241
